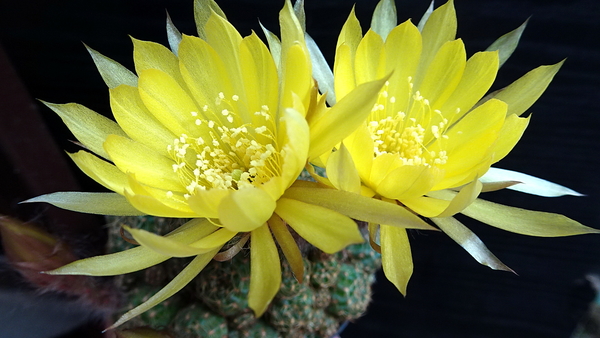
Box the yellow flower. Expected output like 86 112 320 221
303 0 598 294
24 0 397 327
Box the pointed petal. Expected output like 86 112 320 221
138 68 199 137
336 7 362 53
124 177 195 217
123 221 227 257
194 0 226 40
204 13 245 98
481 167 584 197
440 50 499 123
381 225 412 295
489 113 530 163
306 33 336 105
249 224 281 317
48 219 209 276
486 18 528 68
42 101 127 160
344 123 374 181
284 184 435 230
491 61 564 117
268 214 304 283
68 150 129 193
326 143 361 194
110 84 177 156
432 216 514 272
104 134 183 192
166 12 183 56
276 198 363 253
132 37 184 85
178 35 234 118
418 0 457 78
371 0 397 40
417 1 435 32
23 192 144 216
309 76 388 159
218 188 276 232
417 39 466 109
85 44 137 88
187 189 230 218
108 248 219 329
333 44 357 100
435 178 482 218
462 198 600 237
376 165 443 200
354 30 385 85
259 21 282 70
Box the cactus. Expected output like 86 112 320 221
108 216 381 337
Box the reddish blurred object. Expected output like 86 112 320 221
0 215 120 312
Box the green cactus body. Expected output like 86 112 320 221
108 216 381 337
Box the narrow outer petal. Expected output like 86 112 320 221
249 224 281 317
381 225 413 295
275 197 364 253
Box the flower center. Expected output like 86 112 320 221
367 79 449 166
166 93 282 198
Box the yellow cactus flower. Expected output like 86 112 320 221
28 0 394 327
299 0 599 295
26 0 431 328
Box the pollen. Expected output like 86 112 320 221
166 101 282 193
367 76 448 167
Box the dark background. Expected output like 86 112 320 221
0 0 599 337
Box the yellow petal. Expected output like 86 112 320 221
431 99 506 187
431 216 513 272
490 113 530 163
240 32 279 124
416 39 466 109
381 225 413 295
344 123 374 182
132 37 184 85
248 224 281 317
85 44 138 89
48 219 209 276
123 221 224 257
284 184 435 230
309 76 389 160
492 60 564 117
376 165 443 200
187 189 230 218
369 153 404 187
333 44 357 99
125 177 196 218
178 34 234 120
417 0 457 79
204 12 245 99
336 7 362 54
279 108 310 184
42 101 127 160
326 143 361 194
109 84 176 156
435 178 482 218
354 30 385 84
401 195 449 218
268 214 304 283
68 150 129 193
275 197 364 253
108 248 220 329
440 51 499 123
383 20 422 114
461 198 600 237
23 192 144 216
218 188 276 232
281 43 312 114
104 134 183 192
194 0 227 40
138 68 199 137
